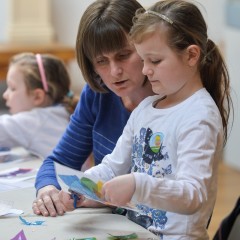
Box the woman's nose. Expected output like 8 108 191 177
110 62 123 76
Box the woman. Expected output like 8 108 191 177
32 0 154 217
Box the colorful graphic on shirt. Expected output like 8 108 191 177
131 127 172 235
149 132 164 153
142 128 168 164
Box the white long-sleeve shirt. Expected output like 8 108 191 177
0 105 69 158
86 88 223 240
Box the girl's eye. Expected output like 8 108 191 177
7 86 15 91
151 60 161 64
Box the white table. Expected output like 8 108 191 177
0 212 158 239
0 156 158 240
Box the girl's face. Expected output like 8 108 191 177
92 43 145 97
3 65 36 114
135 29 201 105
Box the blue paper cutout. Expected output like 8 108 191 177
19 216 45 225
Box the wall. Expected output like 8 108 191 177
224 27 240 170
0 0 8 42
0 0 239 169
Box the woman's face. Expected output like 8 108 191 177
3 65 36 114
92 43 145 97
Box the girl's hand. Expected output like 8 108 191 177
102 174 135 206
58 190 106 210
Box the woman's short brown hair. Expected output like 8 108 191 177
76 0 143 92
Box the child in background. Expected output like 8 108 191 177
0 53 78 158
63 0 233 239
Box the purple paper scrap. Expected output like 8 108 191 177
11 229 27 240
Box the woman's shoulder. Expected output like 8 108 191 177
82 84 118 98
81 84 122 107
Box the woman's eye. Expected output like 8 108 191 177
96 59 108 65
118 52 131 59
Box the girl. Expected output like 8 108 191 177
1 53 78 158
64 1 233 239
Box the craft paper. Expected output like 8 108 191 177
10 230 27 240
69 238 97 240
108 233 138 240
0 200 23 216
0 167 34 178
19 216 45 226
0 167 38 193
0 200 13 216
55 162 138 212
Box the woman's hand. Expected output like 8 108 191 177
102 174 135 206
32 185 66 217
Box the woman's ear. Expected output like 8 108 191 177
32 88 46 106
186 45 200 67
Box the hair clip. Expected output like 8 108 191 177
146 10 173 25
36 54 49 92
66 90 74 98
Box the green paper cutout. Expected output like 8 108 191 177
68 238 97 240
81 177 98 192
108 233 138 240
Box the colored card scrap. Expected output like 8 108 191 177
55 162 139 212
0 167 38 192
11 230 27 240
59 174 104 202
0 168 33 178
19 216 45 225
108 233 138 240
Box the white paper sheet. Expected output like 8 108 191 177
0 200 23 216
0 167 37 192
